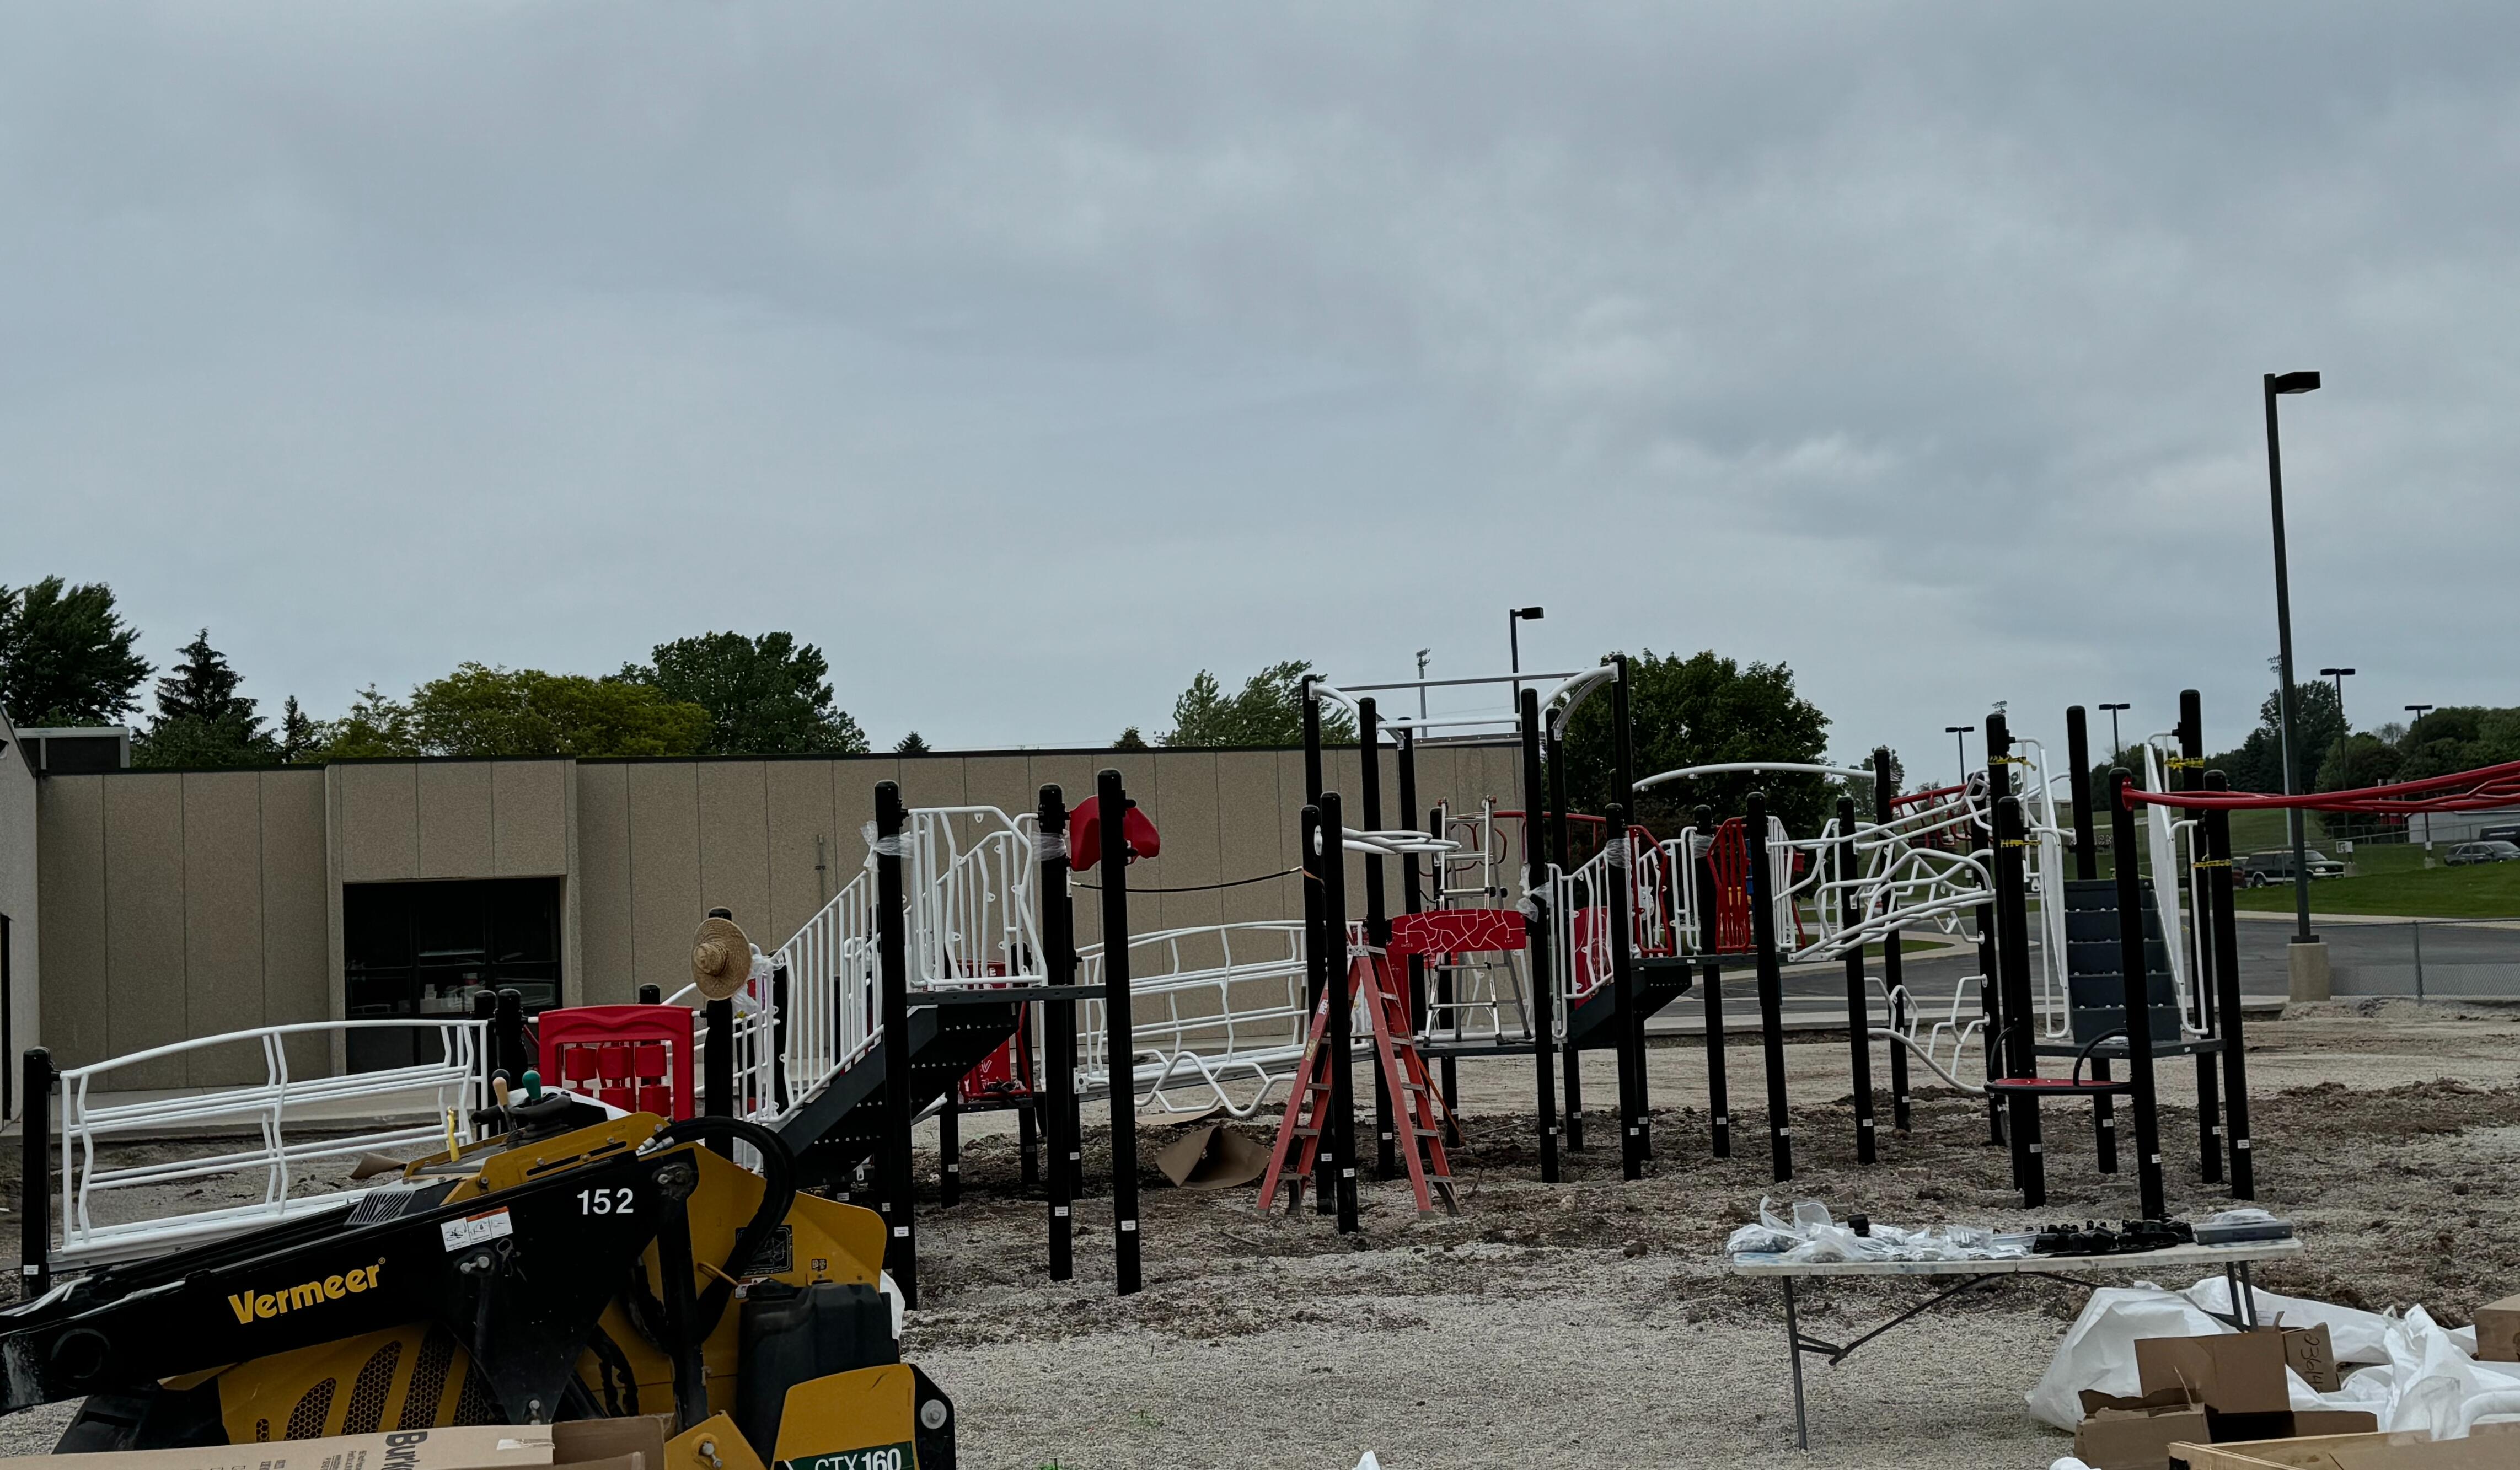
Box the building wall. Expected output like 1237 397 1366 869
31 743 1524 1075
0 710 39 1114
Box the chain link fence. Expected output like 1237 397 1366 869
2318 918 2520 1001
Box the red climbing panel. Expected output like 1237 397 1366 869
538 1004 695 1119
1386 906 1522 957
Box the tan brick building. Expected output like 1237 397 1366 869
0 724 1524 1095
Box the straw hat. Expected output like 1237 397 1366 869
691 915 753 1001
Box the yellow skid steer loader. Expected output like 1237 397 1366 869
0 1090 954 1469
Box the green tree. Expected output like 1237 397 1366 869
1559 650 1832 835
398 664 710 758
1160 659 1355 746
2394 705 2520 781
133 629 277 768
0 576 152 727
2204 681 2347 794
277 696 321 763
894 731 931 754
317 685 421 759
1112 726 1150 750
2317 732 2403 793
621 631 867 755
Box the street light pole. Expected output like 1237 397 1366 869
2099 702 2131 761
2320 667 2356 730
2264 369 2321 947
1416 649 1431 722
1945 725 1974 787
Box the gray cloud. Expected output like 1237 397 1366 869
4 2 2514 778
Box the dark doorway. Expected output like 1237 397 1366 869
344 878 561 1072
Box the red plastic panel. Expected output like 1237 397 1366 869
1386 906 1524 958
538 1004 697 1120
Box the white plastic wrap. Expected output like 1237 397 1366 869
2031 1276 2520 1437
1724 1198 2030 1264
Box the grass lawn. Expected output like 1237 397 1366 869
2231 840 2520 919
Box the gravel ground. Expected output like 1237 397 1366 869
3 1005 2516 1468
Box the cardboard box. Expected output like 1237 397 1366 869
2 1415 671 1470
2136 1332 2375 1451
4 1425 558 1470
2074 1387 2210 1470
2257 1322 2342 1394
2472 1293 2520 1363
2170 1421 2520 1470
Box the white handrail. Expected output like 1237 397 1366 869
52 1017 488 1270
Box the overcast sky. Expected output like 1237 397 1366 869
4 3 2512 778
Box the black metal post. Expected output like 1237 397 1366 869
1977 900 2003 1146
1745 790 1792 1182
2205 771 2256 1199
1610 655 1648 1169
1399 730 1427 1043
873 781 918 1306
1694 805 1730 1158
2064 706 2118 1168
1518 688 1561 1184
2264 373 2318 947
1994 795 2044 1206
1607 802 1643 1182
1549 727 1583 1152
937 1099 962 1208
494 986 530 1086
1359 700 1396 1181
1038 787 1076 1280
2066 707 2098 883
769 961 791 1108
2109 771 2168 1221
2180 689 2224 1185
1017 1069 1040 1190
1096 769 1145 1292
1870 750 1911 1135
1837 797 1876 1165
20 1048 50 1297
1320 791 1359 1232
1304 804 1337 1215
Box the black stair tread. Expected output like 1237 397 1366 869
781 1000 1020 1186
1564 964 1696 1049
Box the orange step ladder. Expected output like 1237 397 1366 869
1257 949 1459 1217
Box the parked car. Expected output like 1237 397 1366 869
2446 840 2520 866
2235 849 2347 886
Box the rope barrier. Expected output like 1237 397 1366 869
1073 867 1302 894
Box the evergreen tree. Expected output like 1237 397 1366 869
277 696 321 763
133 629 277 768
894 731 931 754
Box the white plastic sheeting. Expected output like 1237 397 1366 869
2035 1274 2520 1448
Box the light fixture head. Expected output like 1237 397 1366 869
1515 606 1545 620
2271 370 2321 394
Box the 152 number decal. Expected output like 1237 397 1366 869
577 1187 636 1215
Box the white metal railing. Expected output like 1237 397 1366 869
1076 921 1312 1117
51 1018 488 1269
741 806 1047 1125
